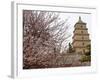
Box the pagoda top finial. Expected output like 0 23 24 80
74 16 86 26
79 16 81 21
75 16 86 24
78 16 83 23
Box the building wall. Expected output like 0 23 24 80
73 18 91 54
74 23 86 29
74 29 88 34
73 41 90 47
73 35 90 40
74 47 90 54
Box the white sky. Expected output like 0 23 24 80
58 12 91 44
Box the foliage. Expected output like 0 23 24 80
68 43 75 53
23 10 70 69
80 44 91 62
80 55 91 62
68 43 73 53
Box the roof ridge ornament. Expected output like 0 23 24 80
75 16 86 24
78 16 83 23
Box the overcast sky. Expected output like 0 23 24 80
58 12 91 44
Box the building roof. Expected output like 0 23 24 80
76 16 86 24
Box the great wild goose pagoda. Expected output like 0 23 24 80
72 17 91 54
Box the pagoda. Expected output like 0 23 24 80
72 17 91 54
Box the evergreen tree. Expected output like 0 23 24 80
68 43 73 53
80 44 91 62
